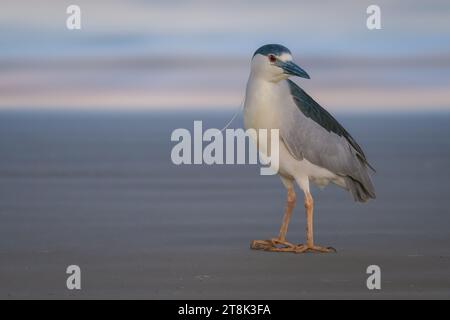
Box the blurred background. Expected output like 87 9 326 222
1 0 450 112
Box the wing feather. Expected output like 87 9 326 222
281 80 376 201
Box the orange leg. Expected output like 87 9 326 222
278 187 296 242
250 190 336 254
305 192 314 247
251 187 300 252
303 192 336 253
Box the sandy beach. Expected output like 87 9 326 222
0 111 449 299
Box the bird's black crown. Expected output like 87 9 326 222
253 44 291 58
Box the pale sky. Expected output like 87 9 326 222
0 0 449 111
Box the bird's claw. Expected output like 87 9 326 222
250 239 336 254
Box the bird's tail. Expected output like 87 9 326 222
344 163 376 203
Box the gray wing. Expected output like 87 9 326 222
280 80 376 202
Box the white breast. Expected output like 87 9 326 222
243 76 287 131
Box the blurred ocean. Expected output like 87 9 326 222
1 0 450 111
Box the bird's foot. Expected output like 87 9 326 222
251 238 304 253
250 239 336 254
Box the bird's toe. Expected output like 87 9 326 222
306 245 337 253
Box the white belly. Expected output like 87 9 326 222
278 140 344 189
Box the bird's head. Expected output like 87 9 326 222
251 44 310 82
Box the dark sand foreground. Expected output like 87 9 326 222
0 111 449 299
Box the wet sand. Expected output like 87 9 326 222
0 111 449 299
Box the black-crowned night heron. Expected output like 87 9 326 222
244 44 376 253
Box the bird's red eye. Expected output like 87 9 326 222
268 54 276 63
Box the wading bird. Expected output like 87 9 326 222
244 44 376 253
